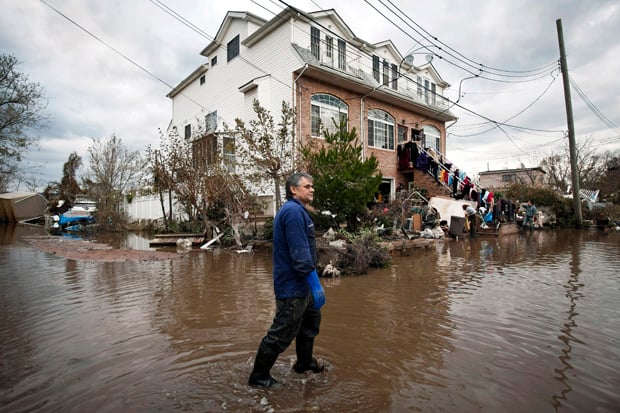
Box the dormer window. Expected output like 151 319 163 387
326 36 333 59
382 59 389 85
417 77 437 105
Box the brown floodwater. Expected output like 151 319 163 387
1 224 619 412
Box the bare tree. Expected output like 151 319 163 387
540 138 607 192
84 135 145 228
0 54 47 192
145 128 183 231
230 99 296 210
149 125 257 244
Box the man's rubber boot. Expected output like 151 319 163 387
248 348 283 388
293 336 324 373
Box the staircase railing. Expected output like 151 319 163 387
414 144 479 199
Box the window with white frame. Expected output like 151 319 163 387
311 26 320 59
372 55 380 82
311 94 348 137
418 77 437 105
368 109 395 150
205 111 217 134
184 124 191 140
326 36 333 62
391 63 398 90
337 39 346 70
398 125 408 143
382 59 389 85
223 135 235 172
423 125 440 153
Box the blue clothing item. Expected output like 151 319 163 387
272 198 317 299
525 204 537 217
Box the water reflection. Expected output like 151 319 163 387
0 224 619 412
551 232 580 410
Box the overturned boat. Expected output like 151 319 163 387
0 192 47 223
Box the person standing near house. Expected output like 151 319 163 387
248 172 326 388
462 204 477 237
523 200 537 229
451 168 460 198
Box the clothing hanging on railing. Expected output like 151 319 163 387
416 151 429 171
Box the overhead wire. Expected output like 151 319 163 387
382 0 559 76
569 75 618 130
149 0 291 90
273 0 557 135
41 0 606 164
364 0 559 82
170 0 564 144
39 0 229 130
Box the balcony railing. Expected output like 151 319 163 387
307 46 449 111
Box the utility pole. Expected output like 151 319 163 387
556 18 582 228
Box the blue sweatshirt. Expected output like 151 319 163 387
272 198 317 299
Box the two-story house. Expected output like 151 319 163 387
478 167 547 191
167 6 456 215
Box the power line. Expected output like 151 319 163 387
149 0 291 90
40 0 174 90
364 0 559 81
40 0 571 156
382 0 559 76
569 75 618 130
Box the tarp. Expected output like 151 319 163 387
0 192 47 223
428 196 476 228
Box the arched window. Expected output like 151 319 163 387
311 94 348 137
423 125 440 152
368 109 395 150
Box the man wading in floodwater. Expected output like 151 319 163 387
248 171 326 388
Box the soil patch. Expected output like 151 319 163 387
24 236 182 262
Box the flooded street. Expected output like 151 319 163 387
1 225 619 412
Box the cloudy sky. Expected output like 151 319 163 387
1 0 619 190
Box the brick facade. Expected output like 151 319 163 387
295 74 448 197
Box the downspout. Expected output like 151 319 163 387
293 64 309 165
360 96 365 159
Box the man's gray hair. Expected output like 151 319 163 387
285 171 313 200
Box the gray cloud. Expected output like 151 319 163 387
1 0 618 189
